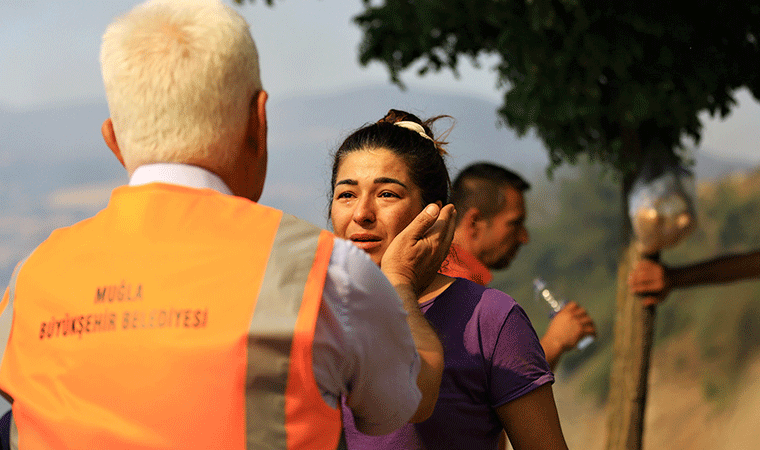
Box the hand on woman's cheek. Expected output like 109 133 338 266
380 203 457 295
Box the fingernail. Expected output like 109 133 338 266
424 204 439 216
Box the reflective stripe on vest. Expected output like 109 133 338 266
9 412 17 450
0 257 28 364
247 213 340 450
0 258 27 450
0 185 341 449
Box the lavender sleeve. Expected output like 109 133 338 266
477 288 554 408
312 238 422 435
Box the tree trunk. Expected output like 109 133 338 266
605 243 657 450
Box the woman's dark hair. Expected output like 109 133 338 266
329 109 452 212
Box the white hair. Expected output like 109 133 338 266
100 0 262 171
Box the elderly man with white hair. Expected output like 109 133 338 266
0 1 453 448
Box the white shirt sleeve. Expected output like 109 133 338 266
312 238 422 435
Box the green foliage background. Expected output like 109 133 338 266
491 163 760 405
353 0 760 178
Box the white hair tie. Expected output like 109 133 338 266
395 121 433 141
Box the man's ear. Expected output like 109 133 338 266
248 90 268 157
460 207 484 238
101 118 125 168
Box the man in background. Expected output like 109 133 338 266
0 1 452 448
442 162 596 371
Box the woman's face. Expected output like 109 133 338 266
331 148 425 266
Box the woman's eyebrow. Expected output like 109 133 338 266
374 177 408 189
335 177 408 189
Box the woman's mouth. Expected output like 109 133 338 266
349 233 383 251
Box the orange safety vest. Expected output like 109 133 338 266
0 183 341 449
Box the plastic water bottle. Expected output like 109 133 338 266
533 278 594 351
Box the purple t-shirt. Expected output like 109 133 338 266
342 278 554 450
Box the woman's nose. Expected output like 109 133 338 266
353 197 376 225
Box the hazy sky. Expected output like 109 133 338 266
1 0 758 163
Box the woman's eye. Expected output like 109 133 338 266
336 191 354 200
379 191 400 198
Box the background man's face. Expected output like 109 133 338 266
478 186 529 270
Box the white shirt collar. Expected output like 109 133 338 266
129 163 233 195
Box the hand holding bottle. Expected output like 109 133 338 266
534 278 596 351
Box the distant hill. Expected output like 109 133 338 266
689 149 758 181
0 102 112 165
0 86 756 284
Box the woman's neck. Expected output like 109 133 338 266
419 273 456 304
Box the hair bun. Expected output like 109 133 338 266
395 121 433 142
378 109 450 156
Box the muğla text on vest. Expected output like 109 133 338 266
94 281 143 304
